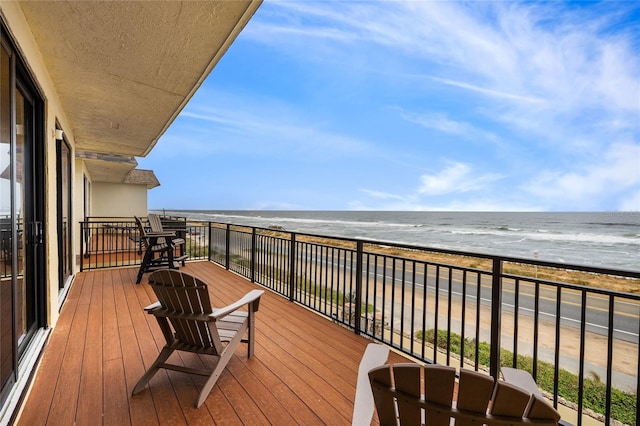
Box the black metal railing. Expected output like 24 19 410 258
208 221 640 426
80 218 640 425
79 217 209 271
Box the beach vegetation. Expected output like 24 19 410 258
185 237 208 258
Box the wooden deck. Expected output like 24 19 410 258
16 261 409 425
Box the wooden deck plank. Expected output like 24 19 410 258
225 354 298 425
76 268 105 424
16 272 86 425
102 269 132 425
230 346 324 425
16 261 413 425
115 268 159 426
214 368 270 425
103 269 122 362
46 274 92 424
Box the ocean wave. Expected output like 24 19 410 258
164 210 639 270
447 227 638 245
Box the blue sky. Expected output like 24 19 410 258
139 1 640 212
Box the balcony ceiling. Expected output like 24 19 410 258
19 1 260 157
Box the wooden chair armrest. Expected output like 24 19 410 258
352 343 389 426
145 231 176 237
211 290 264 320
144 301 161 311
501 367 543 397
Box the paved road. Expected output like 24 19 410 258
362 258 639 344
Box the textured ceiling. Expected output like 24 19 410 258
20 1 260 157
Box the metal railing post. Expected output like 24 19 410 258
207 222 212 262
289 233 296 302
251 227 256 283
225 224 231 270
490 258 503 379
79 221 85 272
354 240 363 335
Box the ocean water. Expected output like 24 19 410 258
158 210 640 271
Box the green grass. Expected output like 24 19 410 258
185 237 208 258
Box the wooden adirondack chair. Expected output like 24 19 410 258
132 269 264 408
134 216 187 284
147 213 186 248
368 362 561 426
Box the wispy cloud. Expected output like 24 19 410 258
157 91 374 160
251 1 638 138
353 162 510 210
430 77 546 105
359 189 408 202
397 108 503 147
419 162 503 195
148 1 639 211
522 143 640 209
236 0 639 211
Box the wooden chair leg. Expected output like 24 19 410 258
247 311 255 358
196 353 230 408
132 346 175 395
195 327 247 408
136 248 153 284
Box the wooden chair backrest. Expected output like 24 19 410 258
148 269 217 350
147 213 164 232
369 364 560 426
134 216 151 251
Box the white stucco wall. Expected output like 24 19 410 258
1 3 153 330
1 2 74 327
92 182 148 218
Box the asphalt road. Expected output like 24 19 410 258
363 260 639 344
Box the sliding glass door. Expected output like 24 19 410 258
0 41 13 405
0 30 45 406
57 136 71 289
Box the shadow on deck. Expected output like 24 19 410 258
16 261 409 425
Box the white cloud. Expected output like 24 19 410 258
252 1 639 144
397 109 504 148
170 94 374 158
353 162 515 211
174 1 639 211
522 143 640 208
253 200 301 210
400 111 475 135
430 77 546 105
348 196 541 212
419 162 503 195
359 189 408 202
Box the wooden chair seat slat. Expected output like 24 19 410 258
422 364 456 426
490 381 532 418
393 364 423 426
526 395 562 423
456 368 495 413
